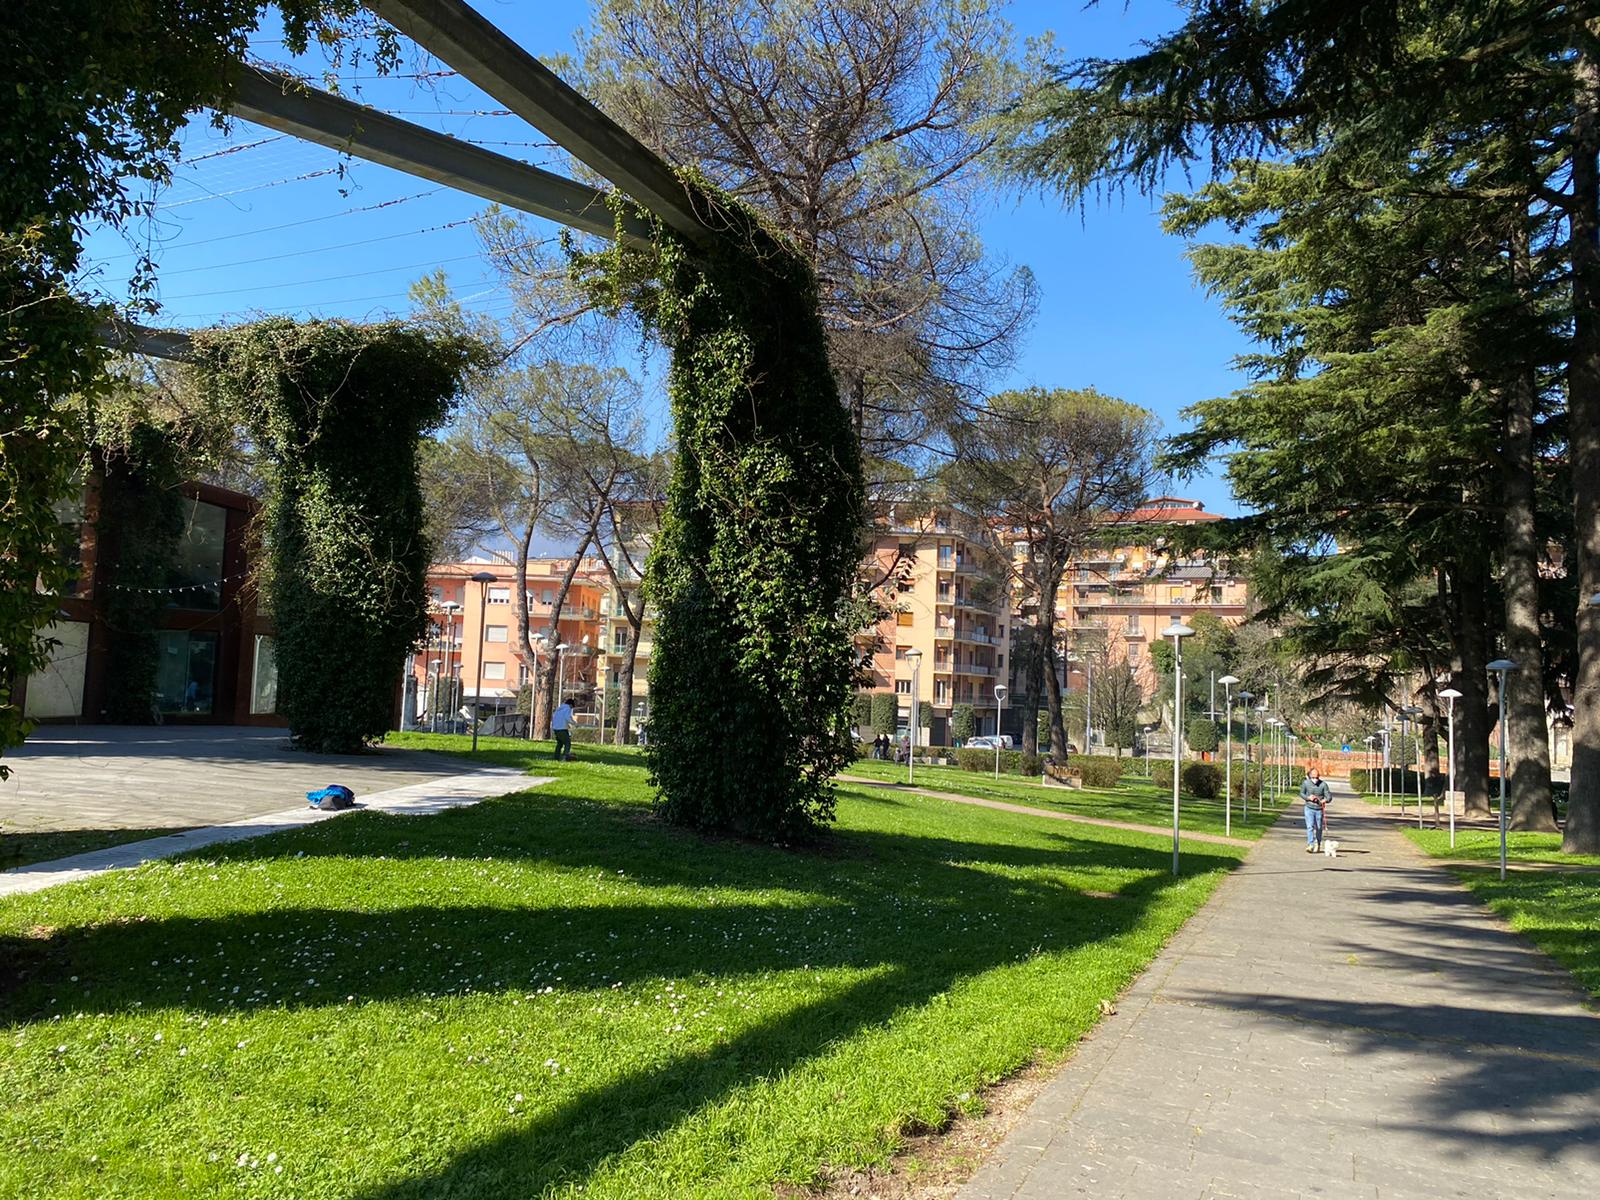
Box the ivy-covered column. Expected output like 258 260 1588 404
593 208 865 839
194 320 480 753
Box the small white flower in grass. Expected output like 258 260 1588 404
266 1152 277 1164
153 1033 163 1042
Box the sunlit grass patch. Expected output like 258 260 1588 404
2 741 1242 1199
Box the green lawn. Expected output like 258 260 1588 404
1 827 198 872
842 758 1292 840
1 734 1245 1200
1403 827 1600 868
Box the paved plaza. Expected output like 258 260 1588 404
961 790 1600 1200
0 725 467 834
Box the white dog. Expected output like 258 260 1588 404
1322 839 1340 858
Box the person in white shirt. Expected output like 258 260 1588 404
551 701 574 761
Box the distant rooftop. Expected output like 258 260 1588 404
1125 496 1223 524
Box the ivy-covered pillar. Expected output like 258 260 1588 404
594 208 865 839
194 320 480 753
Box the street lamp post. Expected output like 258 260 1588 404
1254 702 1270 811
1363 735 1376 796
1084 653 1093 752
1219 675 1239 837
1237 690 1254 816
993 683 1009 779
427 657 442 733
1401 704 1425 828
1488 659 1518 881
469 572 497 752
1439 687 1463 849
1164 620 1195 876
556 642 572 711
905 648 923 784
440 601 461 732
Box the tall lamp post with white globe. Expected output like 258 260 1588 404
1219 675 1239 837
905 648 923 784
993 683 1008 779
1438 686 1463 848
1164 619 1195 875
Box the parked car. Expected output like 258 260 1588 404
966 735 1014 750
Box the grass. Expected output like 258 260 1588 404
1397 825 1600 1004
1402 827 1600 868
0 734 1246 1200
842 758 1292 840
1 828 198 872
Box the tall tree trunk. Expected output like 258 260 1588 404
1454 553 1495 816
510 521 541 740
614 620 639 746
1565 36 1600 853
535 530 597 739
1043 638 1070 762
1020 616 1045 757
1504 222 1558 830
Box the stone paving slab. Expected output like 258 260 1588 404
959 786 1600 1200
0 769 546 898
0 725 472 833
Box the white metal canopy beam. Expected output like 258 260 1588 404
366 0 709 243
227 66 653 247
98 319 193 361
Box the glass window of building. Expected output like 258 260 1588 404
486 624 509 643
167 499 227 610
250 635 278 714
156 631 219 714
488 586 510 604
484 660 506 680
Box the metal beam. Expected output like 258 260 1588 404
366 0 709 243
227 67 653 247
98 319 193 362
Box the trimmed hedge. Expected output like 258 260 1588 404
1150 760 1223 799
1350 767 1423 796
1073 754 1126 789
955 748 1043 777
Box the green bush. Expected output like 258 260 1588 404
951 703 976 744
1182 761 1222 799
1186 717 1219 754
852 692 872 729
1228 763 1264 802
955 748 1043 777
1151 760 1224 798
1350 767 1421 795
1073 755 1125 789
870 691 898 738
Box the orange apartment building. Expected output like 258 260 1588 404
411 556 607 729
1055 496 1250 705
862 509 1013 745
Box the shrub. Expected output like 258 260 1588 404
1074 755 1125 789
1228 763 1264 802
919 700 933 729
951 704 976 744
852 692 872 729
955 748 1043 776
869 692 898 738
1181 761 1222 799
1186 717 1219 754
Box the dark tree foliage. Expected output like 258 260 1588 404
580 190 865 841
193 320 481 753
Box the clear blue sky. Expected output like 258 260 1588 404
79 0 1247 516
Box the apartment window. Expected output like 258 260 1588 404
1127 643 1141 663
486 624 509 643
895 679 912 695
897 611 915 627
997 653 1004 668
518 663 530 685
1125 613 1142 634
898 542 916 560
895 646 909 659
935 681 950 704
614 628 629 652
483 660 507 681
156 631 218 714
1211 585 1224 603
541 589 554 605
167 499 227 611
488 586 511 604
1169 587 1185 604
937 582 952 600
937 546 954 567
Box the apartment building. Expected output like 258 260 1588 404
595 554 652 737
862 509 1013 745
413 557 606 728
1056 497 1249 699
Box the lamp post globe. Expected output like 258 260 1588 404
1487 660 1519 880
1162 620 1194 876
993 683 1008 779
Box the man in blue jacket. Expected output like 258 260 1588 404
1301 768 1333 852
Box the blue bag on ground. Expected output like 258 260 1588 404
307 784 356 810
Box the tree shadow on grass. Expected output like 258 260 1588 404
1 785 1241 1197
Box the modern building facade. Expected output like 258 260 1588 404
19 478 281 726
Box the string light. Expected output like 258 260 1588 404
99 570 254 595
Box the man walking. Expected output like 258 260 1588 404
552 699 574 762
1300 768 1332 852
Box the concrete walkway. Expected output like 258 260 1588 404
960 788 1600 1200
838 775 1253 847
0 769 547 899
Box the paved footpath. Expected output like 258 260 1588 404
960 786 1600 1200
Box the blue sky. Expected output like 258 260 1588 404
80 0 1248 516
